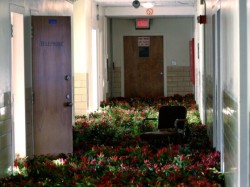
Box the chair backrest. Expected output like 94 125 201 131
158 106 187 129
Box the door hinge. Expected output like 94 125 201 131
11 24 13 38
32 92 35 104
31 26 34 38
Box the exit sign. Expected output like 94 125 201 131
136 19 150 29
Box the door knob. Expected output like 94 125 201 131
66 94 71 100
64 101 73 107
65 75 71 81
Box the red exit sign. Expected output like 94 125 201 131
136 19 150 29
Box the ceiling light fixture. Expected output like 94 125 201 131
141 2 155 8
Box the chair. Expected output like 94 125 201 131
140 105 187 144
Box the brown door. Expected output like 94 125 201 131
32 16 72 155
124 36 164 97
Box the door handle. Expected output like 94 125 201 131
64 101 73 107
65 75 71 81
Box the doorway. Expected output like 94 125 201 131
11 12 26 157
123 36 164 97
32 16 73 155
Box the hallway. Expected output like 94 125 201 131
0 0 249 186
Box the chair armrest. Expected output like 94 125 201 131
174 119 186 133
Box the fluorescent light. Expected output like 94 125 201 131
141 2 154 8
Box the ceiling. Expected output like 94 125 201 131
94 0 196 7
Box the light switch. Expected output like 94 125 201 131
172 60 176 66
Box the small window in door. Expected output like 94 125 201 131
139 47 149 57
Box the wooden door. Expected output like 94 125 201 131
32 16 72 155
124 36 164 97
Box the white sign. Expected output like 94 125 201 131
138 37 150 47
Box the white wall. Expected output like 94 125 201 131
247 0 250 183
111 17 194 96
73 0 106 113
0 0 12 177
238 0 249 186
0 1 11 93
220 0 239 186
194 3 205 122
220 1 250 185
197 0 250 186
73 0 91 74
112 17 194 67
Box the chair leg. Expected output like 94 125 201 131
167 136 174 149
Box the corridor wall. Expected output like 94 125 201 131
111 17 194 97
198 0 250 186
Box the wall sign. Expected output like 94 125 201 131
146 8 153 16
49 19 57 25
40 41 63 47
138 37 150 47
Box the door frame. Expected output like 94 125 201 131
213 8 224 172
10 4 26 159
121 33 167 97
89 29 99 111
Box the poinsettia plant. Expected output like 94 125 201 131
0 94 224 186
